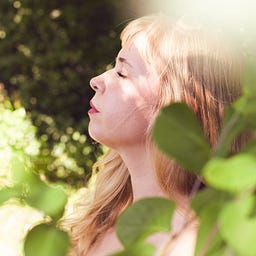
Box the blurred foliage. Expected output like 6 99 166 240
1 1 255 255
0 2 136 255
112 4 256 251
0 87 70 255
115 62 256 255
0 0 131 187
24 223 70 256
0 85 39 188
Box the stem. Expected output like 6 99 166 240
158 216 197 256
212 110 242 157
198 222 219 256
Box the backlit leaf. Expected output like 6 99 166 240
192 188 230 255
213 106 245 157
116 197 175 247
153 103 211 173
26 183 67 220
203 154 256 193
219 195 256 256
24 223 70 256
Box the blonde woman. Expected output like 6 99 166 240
67 14 247 255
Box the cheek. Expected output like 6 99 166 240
106 86 158 134
107 102 150 135
88 103 152 147
88 79 159 147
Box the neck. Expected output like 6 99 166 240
117 142 166 202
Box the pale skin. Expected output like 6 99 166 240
87 33 197 256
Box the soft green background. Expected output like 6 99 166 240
0 0 255 255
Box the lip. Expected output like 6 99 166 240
88 101 99 114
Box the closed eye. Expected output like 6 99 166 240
117 72 126 78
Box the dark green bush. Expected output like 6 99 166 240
0 0 132 186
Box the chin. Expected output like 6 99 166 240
88 124 98 140
88 129 100 143
88 127 109 146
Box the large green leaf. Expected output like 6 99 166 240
116 197 175 247
241 139 256 156
24 223 70 256
203 154 256 193
10 154 43 196
10 154 67 219
111 242 155 256
219 195 256 256
26 182 67 220
191 188 230 255
153 103 211 173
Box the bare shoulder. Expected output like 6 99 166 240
147 209 198 256
87 210 197 256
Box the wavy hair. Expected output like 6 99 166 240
65 14 248 255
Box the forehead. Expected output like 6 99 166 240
117 33 160 91
117 33 151 73
119 33 149 61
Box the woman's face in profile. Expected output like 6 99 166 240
88 33 160 149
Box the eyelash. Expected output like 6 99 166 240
117 72 126 78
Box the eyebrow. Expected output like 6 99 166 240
115 56 132 67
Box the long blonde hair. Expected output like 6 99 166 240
67 14 247 255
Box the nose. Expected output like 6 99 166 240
90 74 105 93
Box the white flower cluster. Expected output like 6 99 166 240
0 106 40 187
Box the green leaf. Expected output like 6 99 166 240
116 197 175 247
233 95 256 129
10 155 27 184
213 90 256 158
203 154 256 193
153 103 211 173
205 245 240 256
26 182 67 220
241 139 256 156
24 223 70 256
10 153 67 219
219 195 256 256
192 188 230 255
111 242 155 256
213 106 245 157
10 154 43 196
0 187 20 205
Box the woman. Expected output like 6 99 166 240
67 14 246 255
